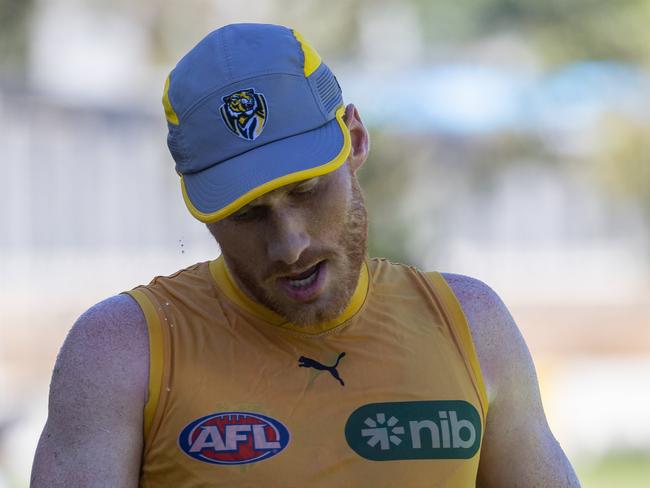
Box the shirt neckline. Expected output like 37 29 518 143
209 255 369 334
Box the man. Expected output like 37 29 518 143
31 24 581 487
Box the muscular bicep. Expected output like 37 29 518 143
475 315 578 487
31 295 149 488
442 274 581 487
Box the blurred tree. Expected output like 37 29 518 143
410 0 650 67
91 0 367 68
359 129 415 263
272 0 363 59
593 114 650 228
0 0 34 75
12 0 650 70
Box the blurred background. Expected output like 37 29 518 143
1 0 649 486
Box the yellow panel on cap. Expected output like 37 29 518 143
292 30 322 77
162 75 179 125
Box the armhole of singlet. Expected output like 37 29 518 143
425 272 489 422
125 288 167 443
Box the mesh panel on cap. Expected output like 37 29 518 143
168 126 191 169
314 66 342 115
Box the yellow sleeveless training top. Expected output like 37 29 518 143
126 257 488 488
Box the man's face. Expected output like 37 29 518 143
207 163 368 326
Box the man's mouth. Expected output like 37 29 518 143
277 261 327 302
287 263 320 287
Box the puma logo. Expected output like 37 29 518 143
298 352 346 386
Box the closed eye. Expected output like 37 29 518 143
231 205 266 222
290 177 321 196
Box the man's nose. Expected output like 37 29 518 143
266 209 310 265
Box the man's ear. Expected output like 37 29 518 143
343 104 370 173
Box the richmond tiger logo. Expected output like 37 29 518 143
219 88 268 141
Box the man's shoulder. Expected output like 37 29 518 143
439 273 510 331
62 294 149 382
57 294 149 400
82 293 146 324
439 273 530 405
73 294 147 342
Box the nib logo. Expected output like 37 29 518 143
361 413 405 450
345 401 482 461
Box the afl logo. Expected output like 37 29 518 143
178 411 290 465
220 88 268 141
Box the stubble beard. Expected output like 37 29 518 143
227 177 368 327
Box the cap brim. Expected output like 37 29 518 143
181 106 350 223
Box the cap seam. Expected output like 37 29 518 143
221 28 233 80
178 71 303 123
291 29 306 75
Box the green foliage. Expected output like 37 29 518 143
593 115 650 219
358 129 415 263
411 0 650 67
576 451 650 488
0 0 34 72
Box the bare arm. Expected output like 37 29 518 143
442 273 581 488
31 294 149 488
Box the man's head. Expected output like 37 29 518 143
163 24 370 325
208 104 369 326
